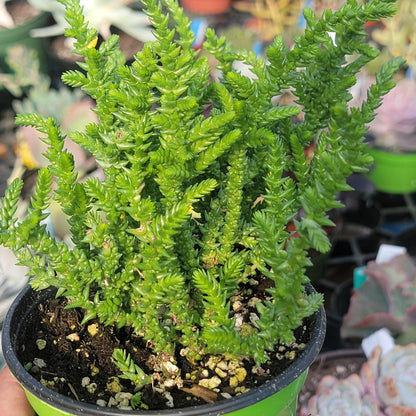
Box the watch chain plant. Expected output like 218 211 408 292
0 0 405 391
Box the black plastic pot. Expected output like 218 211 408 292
2 285 325 416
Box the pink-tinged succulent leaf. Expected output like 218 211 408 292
388 255 416 281
352 313 403 332
342 311 403 339
361 362 378 402
15 97 97 173
315 375 339 395
403 305 416 334
341 254 416 340
302 373 382 416
391 285 416 321
304 345 416 416
378 376 401 406
366 260 410 287
369 78 416 137
377 344 416 409
342 278 389 324
385 406 416 416
301 395 317 415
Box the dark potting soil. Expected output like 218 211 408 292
17 279 313 411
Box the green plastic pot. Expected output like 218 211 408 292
367 147 416 194
0 11 50 73
2 285 326 416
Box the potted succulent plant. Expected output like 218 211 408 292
355 0 416 194
341 253 416 345
365 76 416 194
0 0 405 414
300 343 416 416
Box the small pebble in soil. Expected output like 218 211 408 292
97 399 107 407
88 323 99 336
90 364 100 376
164 391 174 408
107 376 123 393
87 383 97 394
199 375 222 389
234 367 247 383
66 333 80 342
36 339 47 350
81 377 91 387
214 367 227 378
33 358 46 368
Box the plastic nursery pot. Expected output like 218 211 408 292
0 12 50 73
366 147 416 194
179 0 232 15
2 285 326 416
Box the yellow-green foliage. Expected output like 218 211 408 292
0 0 405 364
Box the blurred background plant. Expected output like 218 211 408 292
300 344 416 416
369 0 415 76
232 0 305 43
0 45 99 240
300 373 381 416
0 0 14 28
0 43 38 94
26 0 155 42
362 344 416 414
0 0 50 75
0 0 41 29
231 0 348 45
367 77 416 151
341 253 416 345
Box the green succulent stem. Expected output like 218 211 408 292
0 0 405 366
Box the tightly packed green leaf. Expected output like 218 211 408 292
0 0 405 365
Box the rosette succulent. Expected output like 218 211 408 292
302 344 416 416
341 254 416 344
300 373 381 416
361 345 416 415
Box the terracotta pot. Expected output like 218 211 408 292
180 0 232 15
